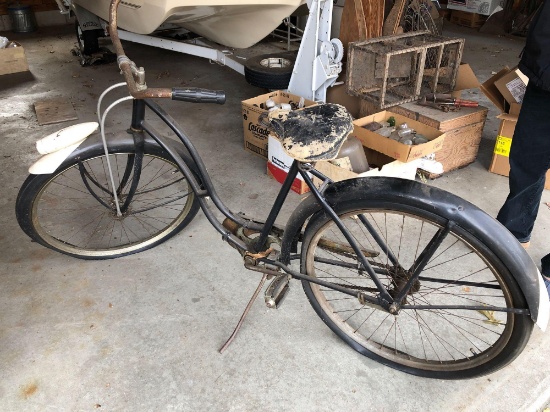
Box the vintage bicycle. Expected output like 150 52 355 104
15 0 549 380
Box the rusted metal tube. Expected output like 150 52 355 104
108 0 172 99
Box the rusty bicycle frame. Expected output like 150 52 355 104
101 0 532 348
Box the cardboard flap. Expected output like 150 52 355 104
455 64 480 90
509 103 521 116
496 113 519 122
480 67 510 113
494 67 528 105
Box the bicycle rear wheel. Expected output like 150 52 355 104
301 200 533 379
16 143 199 259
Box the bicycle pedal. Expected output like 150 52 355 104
264 274 290 309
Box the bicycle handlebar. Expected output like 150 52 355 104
108 0 225 103
172 88 226 104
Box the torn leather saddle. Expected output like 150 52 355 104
268 103 354 162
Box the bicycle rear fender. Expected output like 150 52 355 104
280 176 546 326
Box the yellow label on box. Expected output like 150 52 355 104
494 135 512 157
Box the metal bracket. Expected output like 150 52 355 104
72 3 103 31
115 30 246 75
287 0 343 102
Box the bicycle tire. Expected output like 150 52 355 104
300 197 533 379
16 141 200 260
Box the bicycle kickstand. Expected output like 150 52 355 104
218 274 268 354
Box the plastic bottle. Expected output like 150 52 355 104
397 123 413 138
413 134 429 145
375 126 393 137
337 136 369 173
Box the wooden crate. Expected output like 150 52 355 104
347 31 464 109
389 101 488 178
450 10 487 28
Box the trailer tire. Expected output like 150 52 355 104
244 52 296 90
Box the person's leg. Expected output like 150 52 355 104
496 83 550 242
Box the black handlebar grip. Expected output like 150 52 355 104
171 87 226 104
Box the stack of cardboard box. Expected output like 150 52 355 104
481 67 550 189
241 89 446 194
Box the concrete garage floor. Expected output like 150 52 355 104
1 22 550 411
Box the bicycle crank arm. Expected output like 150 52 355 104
253 259 389 311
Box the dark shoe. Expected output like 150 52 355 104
542 253 550 277
544 277 550 300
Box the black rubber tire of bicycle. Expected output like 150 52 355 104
244 52 296 90
300 197 533 380
16 143 200 260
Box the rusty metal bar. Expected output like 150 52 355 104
108 0 173 99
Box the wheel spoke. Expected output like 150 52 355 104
28 152 197 257
303 206 530 377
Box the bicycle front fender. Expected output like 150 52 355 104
29 122 99 174
27 129 197 177
280 176 545 326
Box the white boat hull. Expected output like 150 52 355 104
73 0 305 48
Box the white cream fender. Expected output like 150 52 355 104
535 269 549 331
29 122 99 174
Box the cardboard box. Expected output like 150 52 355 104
314 148 420 183
390 102 488 177
267 135 310 194
353 111 445 162
242 91 316 159
480 67 523 115
0 42 29 76
450 10 487 28
479 67 550 188
493 67 528 105
447 0 501 16
480 72 548 187
267 132 419 193
489 116 550 189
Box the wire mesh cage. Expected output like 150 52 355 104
347 31 464 109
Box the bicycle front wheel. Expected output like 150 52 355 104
16 144 199 259
301 200 533 379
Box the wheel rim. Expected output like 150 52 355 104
305 209 517 372
31 153 195 257
259 57 292 69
